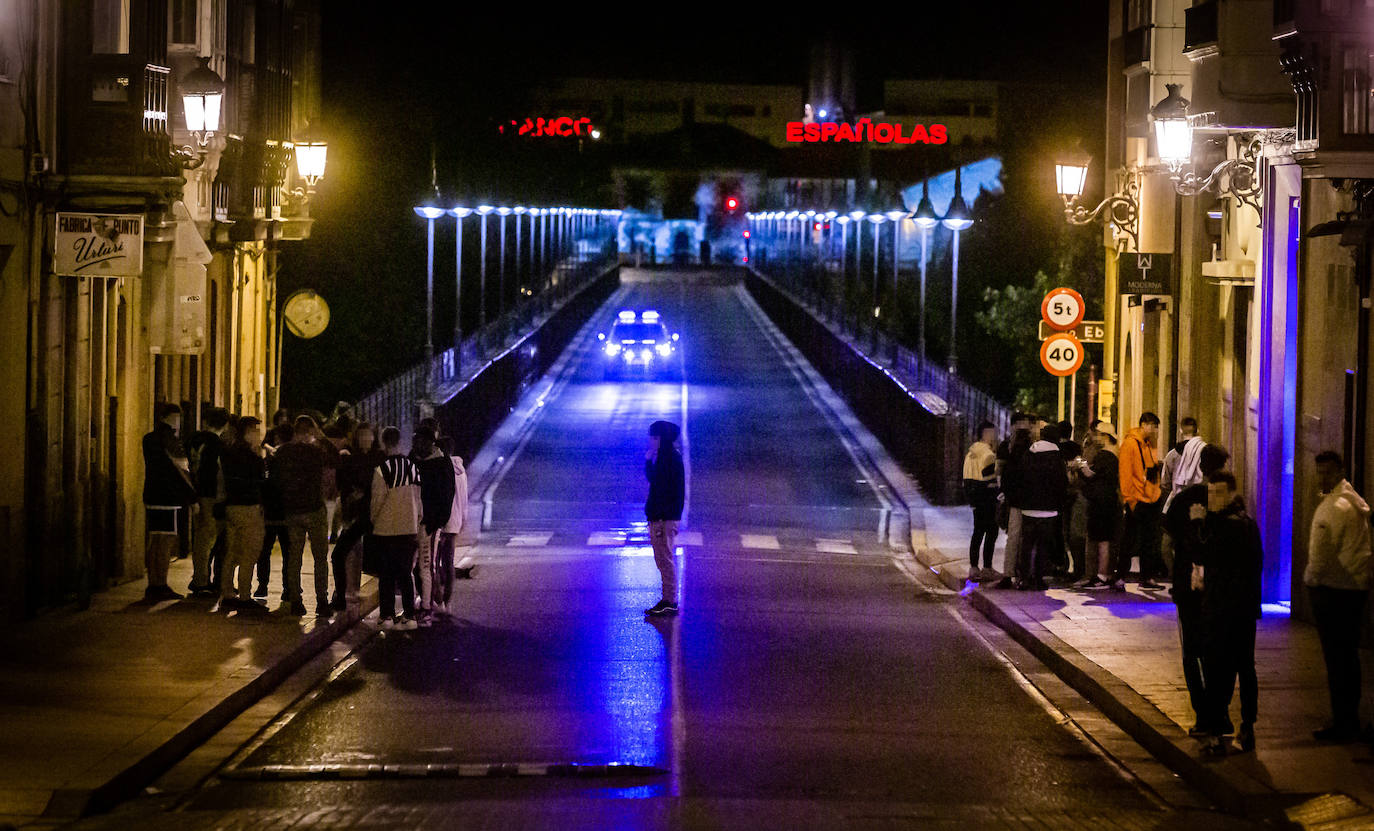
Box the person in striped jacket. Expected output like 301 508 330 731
370 426 422 630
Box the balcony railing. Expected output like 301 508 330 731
1184 1 1219 52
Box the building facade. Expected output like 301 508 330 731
1099 0 1374 617
0 0 322 620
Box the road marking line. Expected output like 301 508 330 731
587 531 627 546
740 533 780 550
815 538 859 555
506 533 553 547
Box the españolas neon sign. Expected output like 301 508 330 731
500 116 596 137
786 121 948 145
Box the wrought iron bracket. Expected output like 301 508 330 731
1063 169 1140 251
1169 136 1262 214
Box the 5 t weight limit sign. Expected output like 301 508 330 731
1040 332 1084 377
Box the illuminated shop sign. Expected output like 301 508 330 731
501 116 597 137
785 121 948 145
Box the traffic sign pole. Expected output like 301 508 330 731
1057 375 1065 422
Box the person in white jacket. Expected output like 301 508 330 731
370 426 422 631
434 437 471 616
1307 450 1373 742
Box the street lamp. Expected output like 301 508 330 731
1055 148 1140 250
884 205 908 332
1150 85 1262 211
414 198 447 399
912 180 939 356
496 206 512 325
475 205 494 328
1151 84 1194 172
943 167 973 373
180 57 224 147
513 206 527 304
448 206 472 360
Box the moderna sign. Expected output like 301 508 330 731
786 121 948 145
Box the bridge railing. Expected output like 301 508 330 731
354 236 618 438
752 247 1011 442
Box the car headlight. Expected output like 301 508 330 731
640 349 652 362
604 342 621 356
655 343 672 357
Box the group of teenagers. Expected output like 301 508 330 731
964 412 1373 753
140 403 471 630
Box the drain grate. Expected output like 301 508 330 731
221 761 668 781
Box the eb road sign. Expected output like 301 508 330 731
1040 332 1085 377
1041 287 1085 331
1038 319 1105 343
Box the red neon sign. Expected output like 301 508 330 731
501 116 597 137
785 121 948 145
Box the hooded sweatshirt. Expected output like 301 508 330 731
442 455 469 535
370 453 421 537
1162 436 1206 512
412 447 456 535
1306 479 1373 591
1119 427 1162 508
1194 498 1264 637
1019 439 1068 516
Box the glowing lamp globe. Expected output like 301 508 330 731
1055 148 1091 200
1151 84 1193 170
180 57 224 136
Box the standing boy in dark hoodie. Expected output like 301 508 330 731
1162 443 1230 736
645 420 686 617
1191 470 1264 755
1017 423 1069 590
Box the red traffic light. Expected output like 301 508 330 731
725 196 739 212
742 230 751 239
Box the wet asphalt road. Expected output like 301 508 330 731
78 269 1250 830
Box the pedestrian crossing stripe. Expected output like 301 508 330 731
815 539 859 555
507 533 553 547
586 531 626 546
740 534 780 550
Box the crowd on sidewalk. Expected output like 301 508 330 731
963 413 1373 755
141 402 471 630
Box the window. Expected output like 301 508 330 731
241 2 255 64
1125 0 1151 30
1342 47 1374 134
170 0 198 44
91 0 131 54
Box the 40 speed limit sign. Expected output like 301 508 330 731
1040 332 1085 377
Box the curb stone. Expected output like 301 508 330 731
40 588 380 820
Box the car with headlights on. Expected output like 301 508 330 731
598 310 680 379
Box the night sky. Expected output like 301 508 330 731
279 4 1108 411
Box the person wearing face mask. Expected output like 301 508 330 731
141 403 198 601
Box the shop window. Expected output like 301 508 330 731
91 0 131 54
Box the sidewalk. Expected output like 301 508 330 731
0 552 377 826
914 502 1374 825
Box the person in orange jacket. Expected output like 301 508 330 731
1115 411 1165 590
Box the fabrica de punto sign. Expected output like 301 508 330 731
54 212 144 278
786 121 948 144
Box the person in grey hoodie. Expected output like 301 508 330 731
1307 451 1373 743
370 426 422 631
